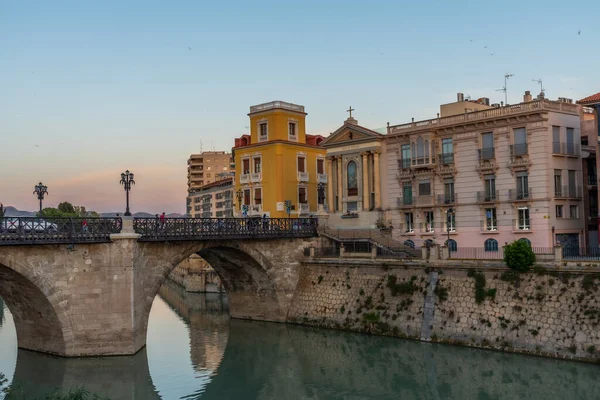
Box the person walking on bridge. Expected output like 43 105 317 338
159 212 166 231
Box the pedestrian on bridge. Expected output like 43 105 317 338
82 219 88 234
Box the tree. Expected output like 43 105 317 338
0 203 5 217
58 202 76 215
37 202 100 218
503 240 536 272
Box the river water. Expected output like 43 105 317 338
1 280 600 400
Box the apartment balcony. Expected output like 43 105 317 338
508 189 531 202
478 148 495 161
415 195 435 207
510 143 528 157
317 173 328 184
476 190 499 204
397 196 415 208
552 142 581 157
476 148 498 173
438 153 454 165
398 158 411 170
419 223 435 234
299 203 310 214
555 185 582 199
250 204 263 215
398 223 415 234
240 174 250 184
411 156 435 169
298 171 309 182
250 172 262 183
437 194 456 205
480 220 499 233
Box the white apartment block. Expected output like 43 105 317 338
385 92 584 250
186 178 234 218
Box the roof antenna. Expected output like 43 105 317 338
532 78 545 95
496 73 514 105
200 140 203 153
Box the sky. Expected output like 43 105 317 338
1 0 599 214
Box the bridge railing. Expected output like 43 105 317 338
0 217 122 245
133 217 318 241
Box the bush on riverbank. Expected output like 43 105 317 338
503 240 536 272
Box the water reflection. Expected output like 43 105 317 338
1 283 600 399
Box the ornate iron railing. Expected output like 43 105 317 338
0 217 122 245
133 217 318 241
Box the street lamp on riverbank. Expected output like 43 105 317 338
33 182 48 212
120 171 135 216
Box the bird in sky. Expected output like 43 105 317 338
188 46 192 50
578 30 581 35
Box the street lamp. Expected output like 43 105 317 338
236 189 243 211
446 207 454 258
33 182 49 212
317 182 325 210
119 170 135 216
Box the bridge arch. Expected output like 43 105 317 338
0 261 72 355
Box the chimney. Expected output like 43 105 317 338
524 91 532 103
457 93 464 102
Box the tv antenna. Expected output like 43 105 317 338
465 94 472 101
495 73 514 105
532 78 545 95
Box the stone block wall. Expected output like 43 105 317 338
289 260 600 362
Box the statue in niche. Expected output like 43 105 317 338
347 161 358 196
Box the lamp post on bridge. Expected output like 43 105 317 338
119 170 135 217
33 182 48 212
446 207 455 259
236 189 243 217
317 182 326 212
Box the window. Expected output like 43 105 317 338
254 188 262 205
298 187 307 203
317 159 324 174
207 166 211 171
424 140 430 163
297 157 306 172
552 126 560 153
416 137 424 161
484 175 496 201
516 173 529 199
481 132 494 160
243 189 251 205
347 161 358 196
288 122 297 140
556 205 563 218
404 240 415 249
445 239 457 252
419 180 431 196
194 205 201 212
401 144 411 168
568 170 577 197
517 207 530 230
513 127 527 156
444 179 454 203
242 159 250 174
554 170 562 196
402 184 413 205
259 122 268 141
485 208 497 231
425 211 434 232
518 238 531 247
206 173 211 178
566 128 574 155
254 157 261 173
441 138 453 164
484 238 498 251
404 213 414 232
570 205 578 219
446 210 456 232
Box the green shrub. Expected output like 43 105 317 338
434 285 449 302
386 275 418 296
363 312 380 323
503 241 535 272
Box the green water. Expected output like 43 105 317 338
1 279 599 400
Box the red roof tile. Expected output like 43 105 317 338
578 92 600 105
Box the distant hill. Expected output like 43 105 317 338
3 207 185 218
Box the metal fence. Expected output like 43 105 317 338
563 247 600 260
0 217 122 245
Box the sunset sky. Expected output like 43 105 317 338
1 0 599 214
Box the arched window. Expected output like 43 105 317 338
347 161 358 196
518 238 531 247
484 238 498 251
445 239 457 252
424 239 434 248
411 143 416 163
417 137 424 158
424 140 429 162
404 240 415 249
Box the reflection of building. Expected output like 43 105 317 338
384 92 584 248
169 254 224 293
187 151 233 194
233 101 326 217
186 178 234 218
320 112 386 227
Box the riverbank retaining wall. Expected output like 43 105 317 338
288 259 600 363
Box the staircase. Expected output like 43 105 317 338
319 227 421 259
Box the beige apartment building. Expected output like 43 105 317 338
385 91 584 250
187 151 233 194
186 177 234 218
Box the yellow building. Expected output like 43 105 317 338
233 101 327 218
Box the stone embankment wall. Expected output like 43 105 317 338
288 260 600 362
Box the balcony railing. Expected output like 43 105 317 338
399 223 415 234
437 194 456 205
438 153 454 165
552 142 581 157
412 156 435 168
299 203 310 214
478 148 495 161
510 143 528 157
250 172 262 183
508 188 531 201
240 174 250 184
398 158 411 169
317 173 328 183
480 220 498 232
298 171 309 182
420 223 435 233
555 185 582 199
514 218 531 231
250 101 305 114
476 190 498 203
397 196 415 207
415 195 435 207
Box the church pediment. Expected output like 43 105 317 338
321 122 383 147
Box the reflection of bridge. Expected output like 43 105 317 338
0 217 318 356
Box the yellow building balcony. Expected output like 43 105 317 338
298 172 309 182
299 203 310 214
250 172 262 183
240 174 250 184
317 173 328 184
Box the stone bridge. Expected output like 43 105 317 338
0 217 318 356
